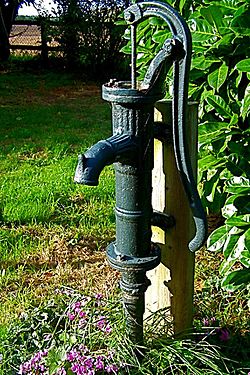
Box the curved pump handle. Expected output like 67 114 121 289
124 1 207 252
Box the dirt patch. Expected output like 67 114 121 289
1 234 119 305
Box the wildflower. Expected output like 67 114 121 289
95 355 105 370
67 312 76 321
218 328 230 342
105 364 119 373
95 293 103 300
0 353 2 362
67 349 79 362
73 301 82 310
84 356 94 369
18 350 48 374
203 318 209 327
96 316 106 329
79 310 87 318
105 323 112 334
71 363 80 373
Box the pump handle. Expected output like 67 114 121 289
124 1 207 252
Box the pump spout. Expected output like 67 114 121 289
74 134 137 186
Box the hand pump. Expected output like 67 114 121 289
74 1 207 345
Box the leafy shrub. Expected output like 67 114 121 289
120 0 250 292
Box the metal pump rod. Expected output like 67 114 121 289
74 0 207 345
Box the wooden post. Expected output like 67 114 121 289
145 100 198 336
40 19 49 64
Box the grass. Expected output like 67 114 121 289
0 65 117 328
0 62 249 374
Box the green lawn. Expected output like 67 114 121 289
0 68 116 327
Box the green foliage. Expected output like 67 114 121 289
207 176 250 292
121 0 250 292
190 0 250 293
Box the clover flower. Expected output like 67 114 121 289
19 350 48 374
96 316 112 334
67 312 76 321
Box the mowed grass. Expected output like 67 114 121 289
0 68 117 329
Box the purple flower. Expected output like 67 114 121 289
95 293 103 300
84 356 94 369
67 312 76 321
105 324 112 334
67 349 79 362
73 301 82 309
203 318 209 327
79 310 87 318
96 316 106 330
105 364 119 374
95 356 105 370
218 328 230 342
71 363 80 373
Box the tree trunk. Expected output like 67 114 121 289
0 1 18 61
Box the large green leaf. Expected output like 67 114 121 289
241 84 250 119
222 194 250 218
152 30 171 44
222 226 245 258
198 154 226 172
203 0 244 12
149 17 165 27
236 58 250 72
245 227 250 250
207 63 228 91
206 93 233 118
200 5 224 31
226 214 250 228
191 19 215 43
221 269 250 291
207 225 228 252
198 122 230 143
191 56 220 71
231 9 250 36
225 176 250 194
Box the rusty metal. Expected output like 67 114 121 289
74 0 207 345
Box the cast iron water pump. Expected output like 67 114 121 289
74 1 207 344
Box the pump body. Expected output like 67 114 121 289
74 1 207 344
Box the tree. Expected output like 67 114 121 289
0 0 34 61
52 0 129 75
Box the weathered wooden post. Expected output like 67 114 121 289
145 100 200 335
40 18 49 64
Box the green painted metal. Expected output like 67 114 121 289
74 0 207 345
